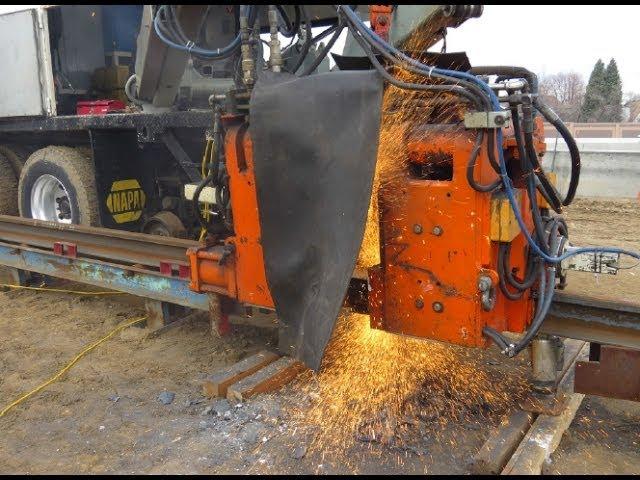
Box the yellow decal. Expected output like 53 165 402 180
106 179 146 224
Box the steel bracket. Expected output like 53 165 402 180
464 111 511 129
575 345 640 401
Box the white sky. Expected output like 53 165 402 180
2 5 639 93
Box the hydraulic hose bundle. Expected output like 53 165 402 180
152 4 344 77
153 5 259 60
333 4 640 357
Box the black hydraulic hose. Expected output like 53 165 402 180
534 175 556 210
311 21 342 44
527 173 551 254
510 106 528 171
347 27 485 110
545 216 568 248
510 239 560 356
512 99 562 214
524 128 562 213
498 244 525 301
515 113 557 251
281 21 340 64
482 326 510 351
276 5 300 37
520 100 563 213
503 243 541 291
341 4 493 110
467 130 501 192
290 5 312 74
469 66 538 94
511 105 552 250
484 231 563 357
300 22 346 76
193 139 221 230
484 264 547 356
533 98 581 206
485 127 502 174
339 5 492 111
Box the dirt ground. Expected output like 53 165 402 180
0 197 638 474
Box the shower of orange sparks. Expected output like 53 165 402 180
291 27 531 467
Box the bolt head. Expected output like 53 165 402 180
494 115 506 126
477 276 492 292
432 226 443 236
413 224 423 234
432 301 444 313
415 298 424 309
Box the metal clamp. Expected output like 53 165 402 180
464 111 511 129
478 275 496 311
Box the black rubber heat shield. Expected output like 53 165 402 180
249 70 383 371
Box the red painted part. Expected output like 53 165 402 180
159 261 191 279
53 241 77 258
66 243 78 258
178 264 191 279
370 5 393 41
159 261 172 276
76 100 127 116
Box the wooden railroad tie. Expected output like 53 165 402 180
202 350 305 400
471 340 589 476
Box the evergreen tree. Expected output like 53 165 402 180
603 58 623 122
580 59 607 121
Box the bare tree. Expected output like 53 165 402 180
539 72 585 122
624 92 640 122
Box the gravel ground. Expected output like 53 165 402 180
0 197 638 474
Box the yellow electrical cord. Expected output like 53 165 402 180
0 315 147 418
0 284 127 295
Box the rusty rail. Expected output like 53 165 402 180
0 214 198 268
542 291 640 350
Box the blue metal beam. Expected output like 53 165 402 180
0 242 209 311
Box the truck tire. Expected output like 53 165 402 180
142 211 187 238
0 152 19 215
19 146 100 226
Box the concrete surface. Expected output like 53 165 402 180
544 138 640 199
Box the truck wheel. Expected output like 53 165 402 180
19 146 100 226
0 152 19 215
142 211 187 238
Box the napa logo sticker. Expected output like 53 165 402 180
106 179 146 224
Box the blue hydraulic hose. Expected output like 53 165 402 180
153 5 244 58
